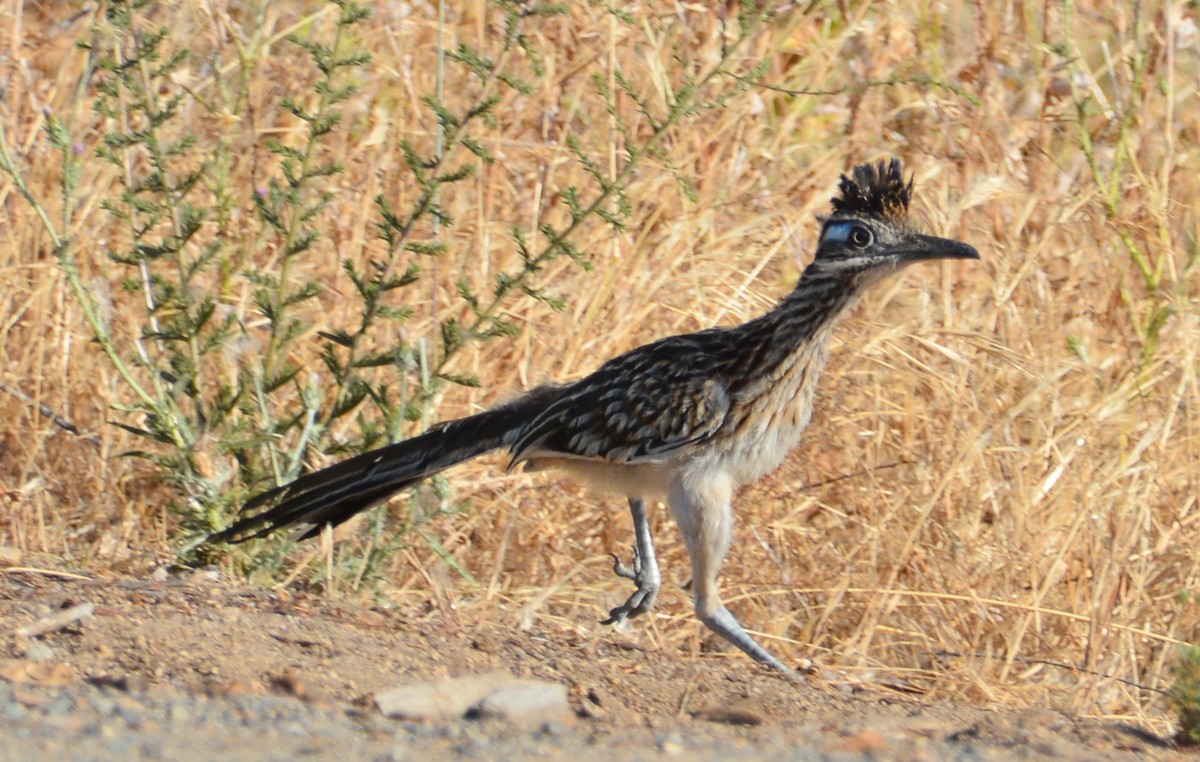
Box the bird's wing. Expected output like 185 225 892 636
509 330 733 466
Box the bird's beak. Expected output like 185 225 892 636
898 234 980 264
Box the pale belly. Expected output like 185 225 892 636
523 456 676 499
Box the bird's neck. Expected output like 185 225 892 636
722 265 862 400
785 262 861 323
759 264 861 348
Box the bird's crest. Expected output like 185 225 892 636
830 158 913 223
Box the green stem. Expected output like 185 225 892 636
265 10 350 377
131 23 208 418
0 118 182 447
435 8 771 377
1063 0 1157 292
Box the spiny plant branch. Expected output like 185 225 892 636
435 4 777 380
0 111 173 442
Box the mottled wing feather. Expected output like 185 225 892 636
509 331 732 466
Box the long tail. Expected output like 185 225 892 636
208 386 559 544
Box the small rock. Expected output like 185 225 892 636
11 687 48 708
45 693 76 717
694 698 767 726
209 678 255 697
168 702 191 726
270 672 332 705
116 703 146 729
375 671 515 722
90 693 117 716
23 640 55 662
657 732 685 755
1 699 26 721
832 729 888 754
282 720 309 736
474 681 571 727
0 660 76 687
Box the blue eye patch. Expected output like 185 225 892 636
820 222 856 244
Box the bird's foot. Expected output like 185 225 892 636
601 545 661 625
699 605 806 684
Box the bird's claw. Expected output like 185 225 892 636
601 545 659 625
609 546 640 581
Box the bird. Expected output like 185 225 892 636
209 157 980 679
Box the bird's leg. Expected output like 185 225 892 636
695 597 801 681
670 479 804 682
691 547 803 681
601 497 662 625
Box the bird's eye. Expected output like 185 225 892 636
849 226 872 248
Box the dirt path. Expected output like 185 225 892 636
0 570 1179 760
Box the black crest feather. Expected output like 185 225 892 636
831 158 913 223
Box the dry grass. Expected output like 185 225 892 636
2 0 1198 732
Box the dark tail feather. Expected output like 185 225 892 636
207 387 557 545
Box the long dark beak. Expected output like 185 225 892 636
899 234 980 264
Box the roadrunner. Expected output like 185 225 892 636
211 158 979 678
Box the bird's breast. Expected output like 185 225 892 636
712 340 829 486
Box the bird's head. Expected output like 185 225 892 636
810 158 979 289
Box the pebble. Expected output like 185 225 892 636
657 731 685 755
24 640 56 662
45 693 76 716
375 671 570 727
375 671 516 721
474 681 571 727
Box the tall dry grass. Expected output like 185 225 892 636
2 0 1197 730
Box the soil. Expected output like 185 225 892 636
0 568 1183 761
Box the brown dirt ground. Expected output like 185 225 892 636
0 567 1184 760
